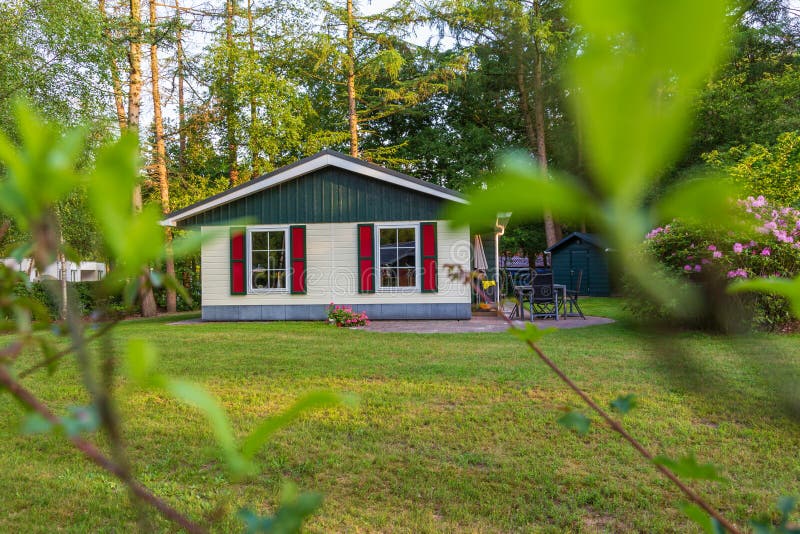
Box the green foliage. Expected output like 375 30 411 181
653 454 725 482
750 496 800 534
0 0 110 132
508 322 554 344
557 410 590 435
703 132 800 207
21 404 100 438
239 484 323 534
681 503 725 534
609 394 637 415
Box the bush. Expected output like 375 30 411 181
326 303 369 327
629 196 800 330
10 280 128 319
153 264 201 312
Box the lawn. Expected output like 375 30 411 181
1 298 799 533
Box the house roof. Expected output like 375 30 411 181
545 232 606 252
161 150 468 227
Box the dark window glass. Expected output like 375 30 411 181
378 227 416 288
250 230 286 290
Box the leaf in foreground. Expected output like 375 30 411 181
609 394 637 415
557 411 591 435
508 323 555 344
653 454 725 481
681 503 725 534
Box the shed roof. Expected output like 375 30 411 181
545 232 606 253
161 150 467 227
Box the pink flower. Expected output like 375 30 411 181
701 258 711 265
752 195 766 208
733 243 743 254
684 265 692 271
694 264 702 272
707 245 717 251
761 247 771 256
713 251 722 258
727 268 748 279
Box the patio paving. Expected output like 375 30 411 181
362 315 614 333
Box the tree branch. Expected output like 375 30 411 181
0 364 207 534
495 299 741 533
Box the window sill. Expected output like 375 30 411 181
376 287 420 294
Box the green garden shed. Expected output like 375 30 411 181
545 232 612 296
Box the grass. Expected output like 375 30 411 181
1 298 799 532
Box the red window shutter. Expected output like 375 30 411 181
290 225 306 294
357 224 375 293
230 226 246 295
420 222 438 293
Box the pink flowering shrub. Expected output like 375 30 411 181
326 303 369 327
633 196 800 329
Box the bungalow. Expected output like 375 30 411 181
161 150 478 321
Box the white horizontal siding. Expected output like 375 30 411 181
201 222 471 306
201 221 470 306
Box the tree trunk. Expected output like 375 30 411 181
532 43 560 245
247 0 258 175
99 0 127 131
516 46 558 247
175 0 186 178
128 0 144 213
128 0 157 317
59 248 68 321
225 0 239 187
346 0 358 157
150 0 176 313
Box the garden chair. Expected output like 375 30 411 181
507 270 531 320
565 270 586 319
530 271 559 320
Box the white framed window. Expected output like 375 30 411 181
376 224 419 292
247 227 289 293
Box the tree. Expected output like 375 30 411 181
680 0 800 172
703 131 800 206
148 0 176 312
302 0 465 162
429 0 573 244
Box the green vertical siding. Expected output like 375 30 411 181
177 167 451 227
551 241 611 296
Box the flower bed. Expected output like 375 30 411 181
632 196 800 329
327 303 369 327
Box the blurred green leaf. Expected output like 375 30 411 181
445 152 596 232
239 482 324 534
653 176 745 230
557 411 591 435
681 503 725 534
568 0 730 205
0 100 85 229
166 379 251 476
125 339 161 387
778 496 797 523
241 391 351 460
21 412 53 435
609 394 637 415
508 323 555 345
653 454 725 481
60 405 100 437
729 276 800 318
752 496 800 534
